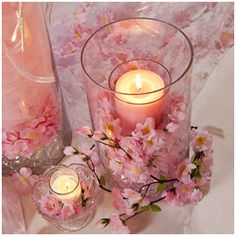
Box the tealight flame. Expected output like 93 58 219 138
135 74 142 91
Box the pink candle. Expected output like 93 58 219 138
115 69 165 135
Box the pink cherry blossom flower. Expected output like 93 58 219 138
92 130 107 141
77 144 101 167
165 122 179 133
123 159 149 183
119 136 143 160
72 25 93 48
173 11 191 28
132 117 156 141
143 132 158 156
123 188 149 207
76 126 93 137
124 201 135 216
3 129 19 142
168 93 186 123
104 119 122 140
190 188 203 202
196 176 211 195
61 41 78 56
73 203 84 215
164 191 175 202
123 189 141 206
112 187 125 213
175 180 195 203
61 204 75 219
64 146 77 156
11 167 39 195
39 195 62 217
202 155 214 169
2 129 32 159
191 129 213 152
109 214 129 234
176 159 196 183
109 157 123 173
80 180 92 200
96 10 114 28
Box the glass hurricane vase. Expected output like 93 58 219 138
81 18 194 196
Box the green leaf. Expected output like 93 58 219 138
141 205 150 211
101 218 110 228
190 167 201 178
131 203 139 212
160 175 167 181
150 204 161 212
193 159 201 166
99 175 106 186
156 183 165 192
82 156 90 162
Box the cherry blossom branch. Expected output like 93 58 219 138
96 139 133 160
150 175 178 183
121 196 166 223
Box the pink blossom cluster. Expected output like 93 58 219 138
11 167 39 195
71 125 214 233
61 8 115 57
96 187 150 233
93 126 213 232
2 95 61 160
90 92 188 184
39 180 91 220
73 90 214 233
166 93 187 133
164 128 213 206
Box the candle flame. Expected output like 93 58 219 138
135 74 142 91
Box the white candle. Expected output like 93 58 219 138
50 169 81 201
115 69 165 135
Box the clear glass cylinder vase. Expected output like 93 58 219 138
2 3 72 175
81 18 194 194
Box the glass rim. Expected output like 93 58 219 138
48 165 80 196
81 17 194 95
108 58 172 96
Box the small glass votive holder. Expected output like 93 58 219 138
32 164 100 232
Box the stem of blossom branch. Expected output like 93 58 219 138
96 140 133 160
74 144 112 194
139 181 158 193
86 160 112 193
119 195 166 223
150 175 178 183
150 196 166 205
122 196 166 223
122 210 144 222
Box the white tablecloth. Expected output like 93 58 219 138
20 47 233 234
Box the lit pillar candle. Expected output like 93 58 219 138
50 169 81 201
115 69 165 135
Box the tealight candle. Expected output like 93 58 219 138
50 168 81 201
115 69 165 134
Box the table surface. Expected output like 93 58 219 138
21 47 234 234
